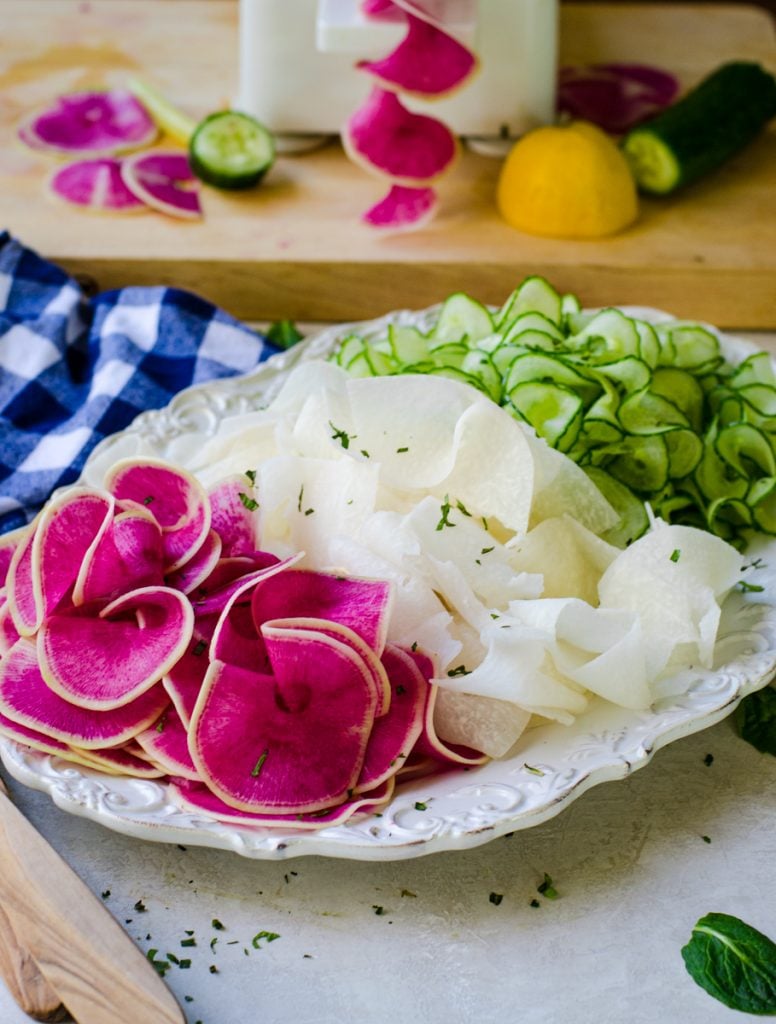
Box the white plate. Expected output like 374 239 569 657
3 307 776 861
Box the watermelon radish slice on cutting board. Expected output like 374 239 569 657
120 151 202 221
48 159 147 214
17 90 157 157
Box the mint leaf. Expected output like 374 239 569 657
682 912 776 1014
735 686 776 757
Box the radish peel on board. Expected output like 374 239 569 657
344 0 478 227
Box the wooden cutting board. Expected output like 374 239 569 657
0 1 774 327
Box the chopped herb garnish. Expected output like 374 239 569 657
238 491 259 512
329 422 352 449
396 446 409 453
266 319 303 350
742 557 766 571
304 507 315 516
178 959 191 970
181 938 196 947
134 900 147 913
184 996 194 1003
530 899 541 908
414 801 428 811
435 495 455 531
252 931 280 948
193 640 207 656
245 469 257 485
482 517 489 532
481 546 495 555
156 713 166 734
490 612 500 620
210 937 218 952
523 764 545 777
167 952 180 965
410 641 418 652
143 495 154 506
396 685 406 695
702 835 711 844
212 918 225 930
209 964 219 974
401 889 417 898
489 892 504 906
738 580 764 593
456 499 471 517
360 449 370 458
447 665 470 677
670 549 681 562
537 873 558 900
146 949 169 977
251 749 269 777
101 889 111 900
297 485 304 512
372 906 386 916
704 753 714 766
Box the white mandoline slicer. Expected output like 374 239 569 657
237 0 559 154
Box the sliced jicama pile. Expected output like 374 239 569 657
557 63 679 135
346 1 478 227
120 151 202 221
18 90 157 157
48 158 147 214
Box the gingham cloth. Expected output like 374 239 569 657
0 232 278 535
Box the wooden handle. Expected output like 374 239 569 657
0 783 184 1024
0 904 68 1021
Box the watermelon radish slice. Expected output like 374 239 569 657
120 151 202 221
17 90 157 157
74 505 164 605
163 624 217 726
38 586 193 710
396 752 441 783
208 476 261 557
49 159 147 214
0 599 20 656
0 639 169 748
357 13 477 98
69 744 166 778
31 489 115 621
166 529 222 595
259 617 392 718
361 0 400 17
134 706 200 781
408 648 488 766
104 459 211 572
5 522 41 637
191 552 301 617
172 778 394 829
343 87 458 186
557 63 679 135
363 185 438 230
0 708 73 759
0 528 26 589
190 627 378 814
355 643 426 793
250 569 393 655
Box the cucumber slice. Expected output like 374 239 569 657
749 477 776 534
388 324 428 365
504 353 599 405
189 111 275 189
650 368 704 432
461 351 501 401
665 428 703 479
496 276 562 328
715 423 776 478
570 309 641 362
430 343 469 369
739 384 776 418
127 77 197 144
618 388 689 435
595 434 670 493
660 323 720 371
694 426 748 502
730 351 776 388
434 293 494 344
336 334 366 367
500 311 564 344
508 381 583 451
593 357 651 394
583 466 649 547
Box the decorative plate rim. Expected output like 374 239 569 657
3 305 775 861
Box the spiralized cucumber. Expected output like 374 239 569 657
330 277 776 549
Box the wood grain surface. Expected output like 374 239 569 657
0 2 774 326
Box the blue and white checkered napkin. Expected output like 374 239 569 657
0 232 279 535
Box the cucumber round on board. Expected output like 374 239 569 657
189 111 275 190
622 61 776 195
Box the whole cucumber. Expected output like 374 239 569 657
622 61 776 194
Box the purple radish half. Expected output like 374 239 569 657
208 476 261 557
343 87 458 187
49 159 148 214
190 627 378 814
38 585 193 710
74 505 164 605
166 529 222 595
0 639 169 748
251 569 393 655
134 706 200 781
172 778 394 829
121 151 202 221
357 13 478 98
558 63 679 135
363 185 438 230
17 90 157 157
104 459 211 572
409 648 487 766
355 643 427 792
